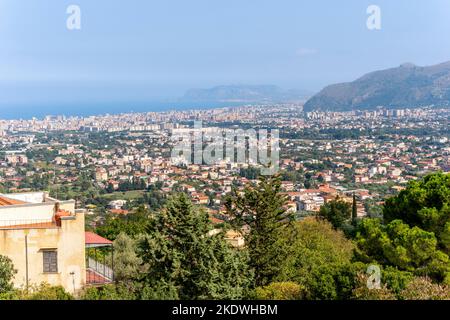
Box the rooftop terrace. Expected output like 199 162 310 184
0 192 76 229
0 192 58 206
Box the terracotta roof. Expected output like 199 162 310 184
109 209 129 215
303 189 321 194
209 216 224 225
0 196 27 206
85 232 113 245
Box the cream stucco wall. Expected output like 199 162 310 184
0 210 86 294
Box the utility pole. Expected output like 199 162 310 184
70 271 76 295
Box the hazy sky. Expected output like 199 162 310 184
1 0 450 106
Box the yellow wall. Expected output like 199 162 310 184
0 211 86 295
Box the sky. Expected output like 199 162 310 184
1 0 450 114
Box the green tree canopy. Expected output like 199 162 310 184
305 262 366 300
277 218 355 286
274 217 360 300
138 193 253 300
22 283 74 300
355 218 450 284
255 282 305 300
0 255 16 294
96 205 151 240
383 172 450 253
319 198 352 231
81 283 138 300
225 175 294 287
113 233 142 283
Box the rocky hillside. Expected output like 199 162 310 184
304 61 450 111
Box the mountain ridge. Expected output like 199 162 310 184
181 85 311 104
304 61 450 111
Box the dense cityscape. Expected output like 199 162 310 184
0 103 449 300
1 105 448 224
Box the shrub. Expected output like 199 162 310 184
399 277 450 300
255 282 306 300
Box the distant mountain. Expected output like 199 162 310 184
304 61 450 111
181 85 311 103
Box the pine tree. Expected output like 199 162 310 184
319 197 352 230
138 193 252 300
225 175 294 287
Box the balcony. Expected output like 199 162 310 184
85 232 114 286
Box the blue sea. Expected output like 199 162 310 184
0 101 245 120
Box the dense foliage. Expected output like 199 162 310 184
225 176 294 287
137 193 253 299
1 172 449 300
276 218 358 299
383 172 450 253
0 255 16 294
355 219 450 283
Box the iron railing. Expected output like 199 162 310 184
86 257 114 285
0 219 55 229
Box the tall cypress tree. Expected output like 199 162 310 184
225 175 294 287
138 193 252 300
352 193 358 224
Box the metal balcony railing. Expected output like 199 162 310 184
0 219 55 229
86 257 114 285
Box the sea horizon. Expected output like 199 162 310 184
0 101 250 120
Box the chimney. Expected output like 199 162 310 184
54 202 60 213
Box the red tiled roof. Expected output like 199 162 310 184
109 209 129 215
85 232 113 245
304 189 321 194
209 216 224 225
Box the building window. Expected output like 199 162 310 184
42 250 58 273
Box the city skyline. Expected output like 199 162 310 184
1 0 450 112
